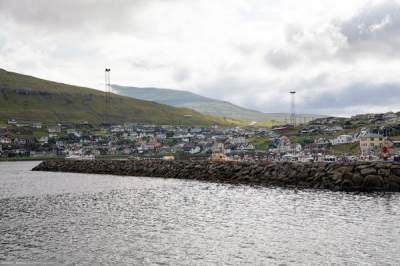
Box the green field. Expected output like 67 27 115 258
330 142 360 155
247 136 271 150
0 69 240 126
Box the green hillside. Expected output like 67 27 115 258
0 69 236 126
113 85 327 122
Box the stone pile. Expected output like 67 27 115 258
32 159 400 192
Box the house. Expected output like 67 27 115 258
360 133 387 155
269 136 301 154
229 137 247 145
324 126 344 133
212 142 226 153
389 140 400 155
7 118 17 125
56 141 65 148
183 144 201 154
0 136 12 144
14 136 35 146
48 125 61 133
383 112 397 120
330 135 354 146
16 122 30 128
38 136 49 144
32 122 42 129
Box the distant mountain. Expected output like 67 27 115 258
112 85 326 122
0 69 236 126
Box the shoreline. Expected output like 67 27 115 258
32 159 400 192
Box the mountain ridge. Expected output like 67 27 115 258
112 85 327 122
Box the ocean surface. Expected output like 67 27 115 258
1 161 400 265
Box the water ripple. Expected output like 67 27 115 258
0 161 400 265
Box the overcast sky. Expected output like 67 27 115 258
1 0 400 116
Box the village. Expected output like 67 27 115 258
1 111 400 162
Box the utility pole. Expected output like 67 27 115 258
105 68 111 125
289 91 296 127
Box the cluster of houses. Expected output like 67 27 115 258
2 111 400 162
267 129 394 162
0 119 270 160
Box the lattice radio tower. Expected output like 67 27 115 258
289 91 296 127
105 68 111 124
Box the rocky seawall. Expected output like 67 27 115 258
32 160 400 192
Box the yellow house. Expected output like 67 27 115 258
359 133 387 155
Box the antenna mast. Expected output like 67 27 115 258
289 91 296 127
105 68 111 124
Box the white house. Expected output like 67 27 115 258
330 135 355 146
7 118 17 125
38 136 49 143
0 136 12 144
189 146 201 154
32 122 42 129
48 125 61 133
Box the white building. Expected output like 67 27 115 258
330 135 355 146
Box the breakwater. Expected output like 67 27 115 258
32 160 400 192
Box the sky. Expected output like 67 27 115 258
1 0 400 117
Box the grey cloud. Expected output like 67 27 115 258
0 0 149 32
129 60 168 70
198 77 274 100
264 49 298 70
241 82 400 116
301 82 400 112
285 24 304 44
200 76 400 116
173 68 191 82
339 0 400 57
276 1 400 64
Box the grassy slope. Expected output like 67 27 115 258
247 136 271 150
0 69 236 126
113 85 328 122
330 142 360 155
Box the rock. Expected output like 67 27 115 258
351 173 364 186
357 164 372 170
387 182 400 192
391 168 400 176
331 172 343 184
341 179 354 190
378 168 390 177
360 167 376 176
363 175 383 189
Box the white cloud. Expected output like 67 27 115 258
1 0 400 116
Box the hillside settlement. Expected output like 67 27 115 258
2 112 400 162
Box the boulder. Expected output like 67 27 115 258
391 168 400 176
378 168 390 177
362 175 383 189
387 182 400 192
351 173 364 186
360 167 376 176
